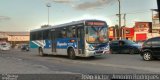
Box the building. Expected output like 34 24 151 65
0 32 30 47
152 10 160 33
122 27 134 40
134 22 152 41
109 26 134 41
108 27 115 41
0 32 8 41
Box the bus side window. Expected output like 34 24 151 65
67 27 72 38
57 29 61 38
61 28 67 38
77 28 79 38
72 28 76 38
30 32 34 40
43 30 49 39
36 31 42 40
67 26 76 38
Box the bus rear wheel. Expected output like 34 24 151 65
39 48 44 56
68 48 76 60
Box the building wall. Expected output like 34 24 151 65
147 33 160 39
0 32 30 48
108 27 134 41
0 32 8 42
0 32 8 38
8 35 29 41
152 12 160 33
123 27 134 40
134 32 147 41
134 22 152 41
109 27 115 40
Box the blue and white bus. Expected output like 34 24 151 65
30 20 110 59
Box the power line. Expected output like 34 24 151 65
122 10 150 15
106 10 151 18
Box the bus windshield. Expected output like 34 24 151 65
86 26 108 43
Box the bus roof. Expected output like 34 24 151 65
30 19 106 32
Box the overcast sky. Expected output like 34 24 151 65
0 0 158 31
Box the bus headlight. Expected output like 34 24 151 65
102 45 110 54
104 45 110 51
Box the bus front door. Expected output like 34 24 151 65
51 30 56 52
77 27 84 54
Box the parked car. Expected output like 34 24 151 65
140 37 160 61
0 42 11 51
21 44 29 51
109 40 141 54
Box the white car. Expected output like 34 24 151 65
0 42 11 51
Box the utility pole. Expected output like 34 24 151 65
115 25 119 40
123 14 126 39
124 14 126 27
118 0 121 40
46 3 51 26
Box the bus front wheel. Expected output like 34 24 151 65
68 48 76 60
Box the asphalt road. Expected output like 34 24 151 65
1 49 160 74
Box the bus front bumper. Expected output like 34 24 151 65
85 49 109 57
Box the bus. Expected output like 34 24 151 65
30 20 110 59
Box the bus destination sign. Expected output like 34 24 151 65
86 22 105 26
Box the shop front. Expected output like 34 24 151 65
134 22 152 41
123 27 134 40
109 27 115 41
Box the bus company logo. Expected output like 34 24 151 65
57 42 67 46
68 43 73 46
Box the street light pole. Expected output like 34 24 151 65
46 3 51 26
118 0 121 40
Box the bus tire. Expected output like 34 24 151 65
39 48 44 56
110 49 113 54
68 48 76 60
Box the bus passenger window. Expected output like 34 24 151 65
67 27 72 38
67 27 76 38
61 29 67 38
72 28 76 38
57 30 61 38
